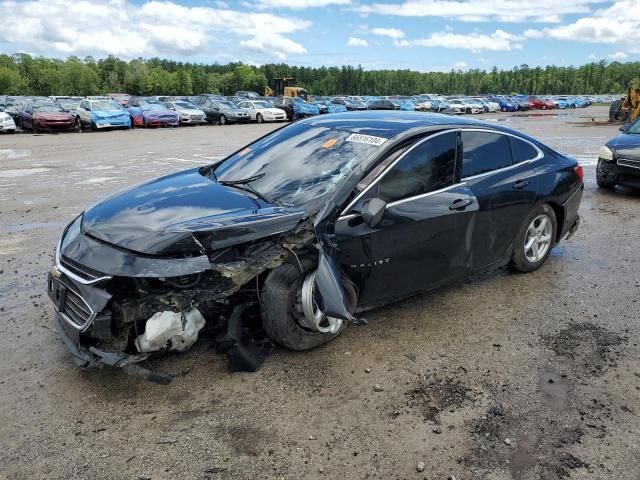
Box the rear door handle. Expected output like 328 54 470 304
512 179 530 190
449 198 473 211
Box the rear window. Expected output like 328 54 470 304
461 131 512 178
509 137 539 164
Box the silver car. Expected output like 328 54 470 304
163 101 207 124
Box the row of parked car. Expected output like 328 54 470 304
0 92 608 134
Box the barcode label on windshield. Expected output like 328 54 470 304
346 133 388 146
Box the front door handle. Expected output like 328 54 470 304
512 179 530 190
449 198 473 211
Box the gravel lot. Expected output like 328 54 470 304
1 107 639 480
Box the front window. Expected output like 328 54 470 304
213 123 384 206
375 132 457 203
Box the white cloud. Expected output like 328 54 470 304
256 0 350 7
347 37 369 47
355 0 602 23
454 61 467 70
527 0 640 45
408 29 524 52
371 27 405 39
240 33 307 60
0 0 310 60
609 51 628 60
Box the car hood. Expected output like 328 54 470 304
34 112 73 120
177 108 204 115
222 109 247 115
93 110 127 119
610 134 640 160
81 168 306 256
261 108 285 115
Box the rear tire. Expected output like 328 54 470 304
510 203 557 273
261 259 355 351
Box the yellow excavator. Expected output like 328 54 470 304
609 84 640 123
265 77 308 100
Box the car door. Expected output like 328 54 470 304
78 101 90 125
22 104 33 129
334 130 479 307
459 129 541 269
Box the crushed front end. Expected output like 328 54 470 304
48 211 317 380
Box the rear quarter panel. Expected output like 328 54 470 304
534 150 583 238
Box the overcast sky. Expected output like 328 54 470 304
1 0 637 70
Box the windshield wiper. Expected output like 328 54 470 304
218 173 265 185
218 174 274 205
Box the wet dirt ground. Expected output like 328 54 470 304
1 107 639 480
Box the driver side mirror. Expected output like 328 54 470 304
361 198 387 227
619 125 627 132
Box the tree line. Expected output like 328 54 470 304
1 53 638 97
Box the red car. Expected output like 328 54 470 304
529 96 556 110
17 103 77 132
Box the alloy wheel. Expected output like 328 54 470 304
524 214 552 263
295 271 343 334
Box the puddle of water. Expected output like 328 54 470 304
0 149 30 161
0 167 50 178
77 176 122 184
539 368 569 411
510 432 539 478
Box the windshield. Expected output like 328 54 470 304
213 123 384 206
58 100 80 110
33 105 64 113
253 101 272 108
92 101 121 110
175 101 197 109
627 118 640 134
141 104 168 112
219 101 237 109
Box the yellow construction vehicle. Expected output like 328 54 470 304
265 77 308 100
609 85 640 123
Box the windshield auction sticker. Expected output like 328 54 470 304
346 133 388 146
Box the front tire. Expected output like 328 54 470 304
256 113 264 124
219 115 227 125
596 159 618 190
261 260 354 351
510 204 557 273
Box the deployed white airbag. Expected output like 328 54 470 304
135 308 206 353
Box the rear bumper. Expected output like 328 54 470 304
560 184 583 240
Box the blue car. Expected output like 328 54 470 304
76 99 131 130
489 96 517 112
555 97 577 109
311 99 347 114
292 97 320 118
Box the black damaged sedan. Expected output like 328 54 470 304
48 112 583 378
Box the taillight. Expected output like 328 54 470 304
574 164 584 182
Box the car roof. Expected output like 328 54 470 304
301 110 539 144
